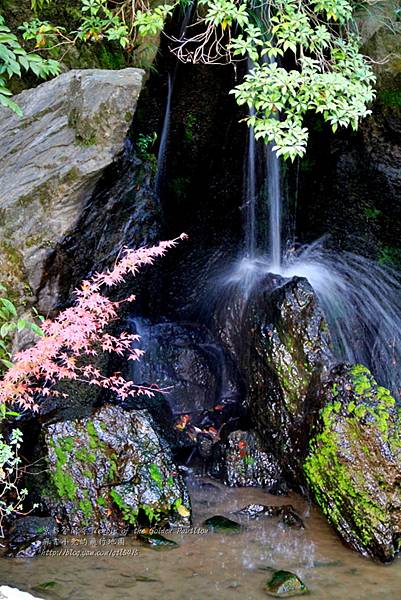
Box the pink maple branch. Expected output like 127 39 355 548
0 234 187 411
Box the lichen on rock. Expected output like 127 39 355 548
215 430 281 489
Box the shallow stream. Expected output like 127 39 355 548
1 479 401 599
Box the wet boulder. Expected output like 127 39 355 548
203 515 241 532
265 570 308 597
213 430 282 489
42 405 190 535
246 276 334 483
304 364 401 562
7 516 59 558
235 504 304 529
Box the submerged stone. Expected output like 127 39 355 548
265 570 308 597
137 533 178 548
304 364 401 562
203 515 241 532
42 405 191 535
235 504 304 529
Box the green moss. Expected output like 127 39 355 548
378 90 401 108
48 436 78 501
86 421 106 450
108 452 119 481
304 365 398 548
184 113 197 142
378 246 401 270
79 498 93 519
110 489 138 525
363 207 382 220
75 447 96 464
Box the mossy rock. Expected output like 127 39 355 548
42 405 191 535
265 570 308 597
304 363 401 562
203 515 241 532
245 276 333 483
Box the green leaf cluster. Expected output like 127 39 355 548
228 0 376 159
0 283 44 373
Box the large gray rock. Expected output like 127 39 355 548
245 276 334 483
0 68 144 311
42 405 191 535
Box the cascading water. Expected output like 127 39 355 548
265 141 281 270
229 113 401 397
244 105 257 259
155 3 195 196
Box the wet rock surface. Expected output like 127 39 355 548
213 430 282 489
130 318 241 417
0 68 144 311
7 516 59 558
203 515 241 532
305 363 401 562
235 504 304 529
246 276 334 483
265 570 308 597
138 532 178 548
42 405 190 535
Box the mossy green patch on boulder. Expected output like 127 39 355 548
245 276 333 482
304 364 401 562
43 405 191 535
203 515 241 532
265 570 308 597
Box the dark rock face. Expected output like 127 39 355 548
305 364 401 562
296 11 401 263
7 516 59 558
130 319 241 416
213 430 281 489
42 405 190 535
245 276 333 483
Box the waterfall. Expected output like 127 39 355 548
265 141 282 270
155 4 194 197
224 57 401 398
244 91 257 258
155 72 173 197
242 55 283 266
